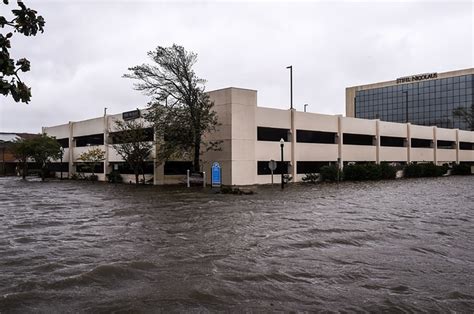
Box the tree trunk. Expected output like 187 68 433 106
21 161 27 180
135 172 139 185
193 138 200 173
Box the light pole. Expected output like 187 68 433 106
304 104 308 112
280 138 285 190
60 146 64 180
403 91 408 123
286 65 293 109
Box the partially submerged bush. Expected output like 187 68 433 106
88 174 99 182
302 173 319 184
342 163 397 181
404 163 447 178
106 170 123 183
380 163 397 180
452 163 472 175
320 165 339 182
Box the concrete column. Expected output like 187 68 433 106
406 123 411 164
455 129 460 164
290 108 297 181
433 126 437 165
68 121 74 175
375 119 380 164
337 116 343 169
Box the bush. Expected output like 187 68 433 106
380 163 397 180
342 163 397 181
452 163 472 175
404 163 446 178
88 174 99 182
320 165 339 182
302 173 319 184
106 170 123 183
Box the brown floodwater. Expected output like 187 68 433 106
0 176 473 312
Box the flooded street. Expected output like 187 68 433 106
0 176 473 312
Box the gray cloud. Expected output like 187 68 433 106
1 0 472 133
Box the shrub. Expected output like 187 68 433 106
70 173 79 180
302 173 319 184
404 163 446 178
106 170 123 183
452 163 472 175
342 163 396 181
404 163 423 178
88 174 99 182
320 165 339 182
380 163 397 180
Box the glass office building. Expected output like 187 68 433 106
346 69 474 131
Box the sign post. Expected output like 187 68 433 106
268 160 277 186
211 162 221 188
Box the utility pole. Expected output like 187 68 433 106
286 65 293 109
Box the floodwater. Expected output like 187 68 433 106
0 176 473 313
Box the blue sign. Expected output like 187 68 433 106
211 162 221 187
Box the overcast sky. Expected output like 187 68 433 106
1 0 472 133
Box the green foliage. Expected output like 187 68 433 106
320 165 339 182
78 147 105 176
11 134 62 181
112 119 152 184
106 170 123 183
301 173 319 184
124 44 220 172
1 1 45 103
404 163 447 178
88 174 98 182
342 163 397 181
380 163 398 180
452 163 472 175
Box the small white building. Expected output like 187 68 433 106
43 87 474 186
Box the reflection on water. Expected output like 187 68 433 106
0 176 473 312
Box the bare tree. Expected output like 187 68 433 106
124 44 220 172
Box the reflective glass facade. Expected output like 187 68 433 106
354 74 474 130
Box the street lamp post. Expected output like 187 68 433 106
403 91 409 123
280 138 284 190
286 65 293 109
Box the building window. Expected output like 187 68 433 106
48 162 69 172
437 140 455 149
343 133 374 146
111 162 154 175
75 162 104 173
56 138 69 148
296 161 332 174
74 134 104 147
163 161 193 175
109 128 154 144
296 130 337 144
411 138 432 148
257 161 289 175
459 142 474 150
380 136 406 147
257 127 290 142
